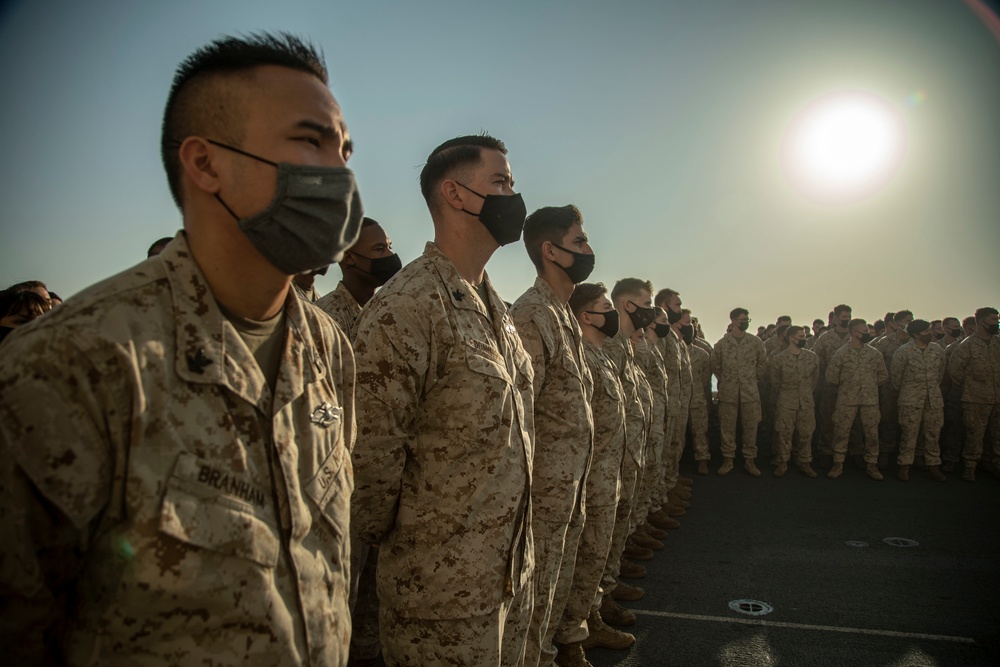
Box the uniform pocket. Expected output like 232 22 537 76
159 454 280 568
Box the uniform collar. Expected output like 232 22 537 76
163 233 325 415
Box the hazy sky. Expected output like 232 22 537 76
1 0 997 340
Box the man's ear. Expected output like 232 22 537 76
178 137 222 195
440 180 466 212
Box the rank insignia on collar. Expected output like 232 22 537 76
310 402 342 427
186 348 212 374
452 289 464 301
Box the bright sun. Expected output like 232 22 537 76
782 91 906 204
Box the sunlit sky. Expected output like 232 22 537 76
1 0 997 341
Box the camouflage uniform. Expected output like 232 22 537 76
711 332 767 460
601 331 647 598
768 348 819 464
664 334 693 488
891 341 945 466
315 281 363 342
875 333 910 456
349 243 534 667
948 334 1000 466
688 343 712 461
826 343 888 463
555 339 626 645
634 337 667 519
510 277 594 667
632 359 654 528
0 235 355 666
655 328 682 492
812 329 851 455
314 279 378 662
939 338 966 464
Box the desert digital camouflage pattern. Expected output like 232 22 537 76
826 343 888 463
688 343 712 462
0 234 355 666
349 244 534 638
664 335 692 492
948 334 1000 465
511 276 594 666
712 332 766 459
891 341 946 466
315 280 363 342
634 337 667 515
768 348 819 464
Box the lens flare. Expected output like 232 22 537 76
782 91 907 205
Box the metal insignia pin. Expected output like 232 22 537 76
310 402 341 427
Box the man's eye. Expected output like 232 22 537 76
298 137 321 147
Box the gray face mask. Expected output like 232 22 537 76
209 140 364 275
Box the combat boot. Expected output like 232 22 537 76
667 494 690 509
678 475 694 486
866 463 884 481
877 452 890 469
962 465 976 482
623 540 653 561
555 641 595 667
646 524 669 539
827 462 843 479
600 597 637 627
797 462 818 478
744 458 761 477
697 460 710 475
663 503 686 517
648 509 680 530
897 465 909 481
583 609 636 648
928 465 947 482
632 527 663 551
773 461 787 477
611 581 645 601
718 457 735 475
618 559 647 579
671 485 692 500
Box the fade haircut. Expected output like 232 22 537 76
849 318 868 332
161 32 328 209
942 316 959 328
419 134 507 209
975 306 999 322
523 205 583 271
730 307 749 321
611 278 653 304
569 282 607 318
654 288 680 309
776 315 792 325
833 304 851 317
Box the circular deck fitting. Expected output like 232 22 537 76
883 537 919 547
728 599 774 616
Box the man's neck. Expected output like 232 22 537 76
538 265 574 304
435 232 493 285
341 271 376 307
915 338 929 350
186 225 289 320
582 327 606 348
789 344 799 355
732 329 746 340
976 327 993 341
850 337 863 349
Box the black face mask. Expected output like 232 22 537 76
667 307 683 325
349 251 402 286
838 319 851 329
457 182 527 246
933 333 944 341
653 322 671 339
796 339 808 349
987 323 1000 336
947 327 962 338
859 332 873 344
737 321 750 332
586 310 619 338
627 301 657 330
551 244 595 283
680 324 695 345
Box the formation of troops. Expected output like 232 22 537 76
0 31 997 667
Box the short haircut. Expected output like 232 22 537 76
884 311 896 323
833 304 851 317
812 318 824 327
48 292 61 302
147 236 175 257
874 320 885 332
730 307 749 320
962 316 976 327
0 289 48 319
419 134 507 207
849 318 868 331
569 282 607 318
942 316 959 327
975 306 999 322
654 288 680 309
611 278 653 303
161 32 328 208
776 315 792 324
8 280 47 292
894 310 914 323
681 308 692 315
931 319 942 327
522 205 583 271
765 324 776 333
361 217 379 230
786 325 805 340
